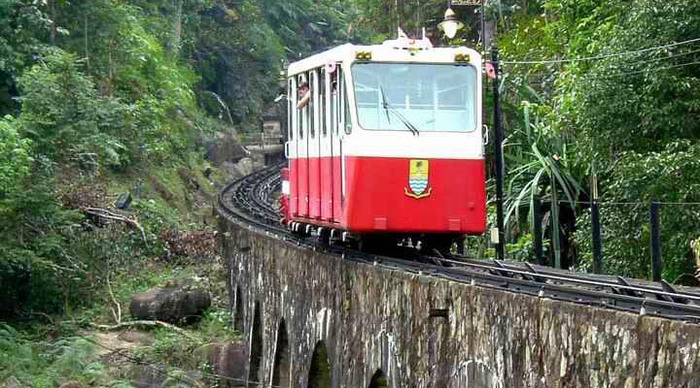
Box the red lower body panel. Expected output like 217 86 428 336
285 156 486 235
309 157 321 219
343 156 486 234
320 157 333 220
298 157 308 216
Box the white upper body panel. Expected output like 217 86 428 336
286 36 484 160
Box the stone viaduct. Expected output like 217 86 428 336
217 215 700 387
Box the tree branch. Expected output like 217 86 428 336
88 321 197 340
82 207 147 243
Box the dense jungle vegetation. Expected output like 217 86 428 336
0 0 370 318
1 0 700 384
366 0 700 284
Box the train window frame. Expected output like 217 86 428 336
320 68 327 137
331 69 339 136
288 78 295 141
339 67 352 135
309 70 316 139
350 62 479 133
298 74 306 139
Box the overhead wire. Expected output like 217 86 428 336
539 199 700 207
500 37 700 65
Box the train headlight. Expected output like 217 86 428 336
355 51 372 61
455 53 471 62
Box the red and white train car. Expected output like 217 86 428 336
280 34 486 251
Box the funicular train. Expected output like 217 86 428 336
280 32 486 254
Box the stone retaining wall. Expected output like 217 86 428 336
219 218 700 388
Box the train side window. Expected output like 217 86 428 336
320 68 327 137
338 68 351 134
298 75 305 139
288 78 295 141
336 68 343 136
309 70 316 139
331 72 338 136
344 92 351 134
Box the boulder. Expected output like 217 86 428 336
59 382 80 388
118 330 155 346
198 342 247 388
205 131 248 165
129 284 211 323
129 364 167 388
3 377 21 388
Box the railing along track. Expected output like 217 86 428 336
218 164 700 323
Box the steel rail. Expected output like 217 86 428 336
218 165 700 323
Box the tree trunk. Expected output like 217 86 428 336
84 14 90 74
50 0 57 44
170 0 183 56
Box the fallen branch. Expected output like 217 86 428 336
88 320 197 341
82 207 147 243
106 270 122 325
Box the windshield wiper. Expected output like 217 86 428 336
379 86 420 136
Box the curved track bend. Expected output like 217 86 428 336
218 163 700 323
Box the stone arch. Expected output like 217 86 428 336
368 369 389 388
307 341 332 388
234 285 244 333
271 319 291 388
248 301 263 387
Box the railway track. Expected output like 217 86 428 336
218 163 700 323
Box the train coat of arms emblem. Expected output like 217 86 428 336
405 159 432 199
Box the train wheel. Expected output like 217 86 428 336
317 228 330 245
358 235 388 253
420 236 456 262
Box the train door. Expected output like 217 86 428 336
297 73 309 217
287 78 298 217
320 68 333 221
331 66 345 221
308 69 321 219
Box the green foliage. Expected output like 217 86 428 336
0 116 32 196
0 324 120 387
0 0 51 114
574 142 700 280
18 48 129 168
490 0 700 281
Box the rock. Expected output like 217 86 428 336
198 342 247 388
129 364 167 388
232 157 254 178
115 192 132 210
118 330 155 346
60 382 80 388
205 131 248 165
129 284 211 323
3 377 21 388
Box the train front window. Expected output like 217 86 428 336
352 63 477 132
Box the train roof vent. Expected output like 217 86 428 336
382 27 433 51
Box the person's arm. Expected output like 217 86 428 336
297 91 310 109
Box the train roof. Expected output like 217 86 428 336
286 35 482 77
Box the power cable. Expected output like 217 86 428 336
537 199 700 207
601 60 700 78
500 37 700 65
